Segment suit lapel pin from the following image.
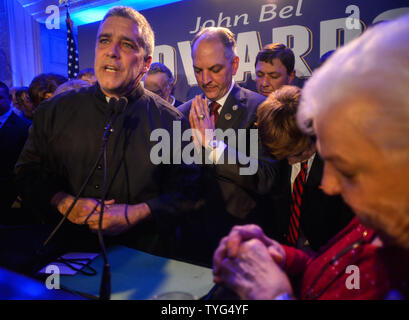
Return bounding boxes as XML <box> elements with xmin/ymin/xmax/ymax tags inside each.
<box><xmin>225</xmin><ymin>113</ymin><xmax>232</xmax><ymax>120</ymax></box>
<box><xmin>232</xmin><ymin>105</ymin><xmax>238</xmax><ymax>111</ymax></box>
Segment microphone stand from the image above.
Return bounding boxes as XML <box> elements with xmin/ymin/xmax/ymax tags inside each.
<box><xmin>97</xmin><ymin>97</ymin><xmax>127</xmax><ymax>300</ymax></box>
<box><xmin>97</xmin><ymin>110</ymin><xmax>118</xmax><ymax>301</ymax></box>
<box><xmin>42</xmin><ymin>98</ymin><xmax>118</xmax><ymax>249</ymax></box>
<box><xmin>40</xmin><ymin>97</ymin><xmax>125</xmax><ymax>301</ymax></box>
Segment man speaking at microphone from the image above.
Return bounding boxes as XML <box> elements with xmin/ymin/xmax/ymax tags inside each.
<box><xmin>15</xmin><ymin>6</ymin><xmax>199</xmax><ymax>257</ymax></box>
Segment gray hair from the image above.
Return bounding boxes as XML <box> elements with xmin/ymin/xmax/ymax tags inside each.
<box><xmin>297</xmin><ymin>14</ymin><xmax>409</xmax><ymax>157</ymax></box>
<box><xmin>54</xmin><ymin>79</ymin><xmax>91</xmax><ymax>96</ymax></box>
<box><xmin>102</xmin><ymin>6</ymin><xmax>155</xmax><ymax>58</ymax></box>
<box><xmin>191</xmin><ymin>27</ymin><xmax>237</xmax><ymax>60</ymax></box>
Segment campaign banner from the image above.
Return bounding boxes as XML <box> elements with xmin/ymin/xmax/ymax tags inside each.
<box><xmin>78</xmin><ymin>0</ymin><xmax>409</xmax><ymax>101</ymax></box>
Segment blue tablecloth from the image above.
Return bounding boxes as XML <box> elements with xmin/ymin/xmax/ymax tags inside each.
<box><xmin>60</xmin><ymin>245</ymin><xmax>214</xmax><ymax>300</ymax></box>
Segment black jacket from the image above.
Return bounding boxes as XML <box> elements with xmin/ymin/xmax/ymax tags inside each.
<box><xmin>0</xmin><ymin>111</ymin><xmax>30</xmax><ymax>214</ymax></box>
<box><xmin>177</xmin><ymin>84</ymin><xmax>278</xmax><ymax>265</ymax></box>
<box><xmin>267</xmin><ymin>155</ymin><xmax>355</xmax><ymax>251</ymax></box>
<box><xmin>15</xmin><ymin>84</ymin><xmax>200</xmax><ymax>256</ymax></box>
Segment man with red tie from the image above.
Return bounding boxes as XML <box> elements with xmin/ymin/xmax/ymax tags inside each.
<box><xmin>256</xmin><ymin>85</ymin><xmax>354</xmax><ymax>251</ymax></box>
<box><xmin>177</xmin><ymin>27</ymin><xmax>275</xmax><ymax>266</ymax></box>
<box><xmin>213</xmin><ymin>16</ymin><xmax>409</xmax><ymax>299</ymax></box>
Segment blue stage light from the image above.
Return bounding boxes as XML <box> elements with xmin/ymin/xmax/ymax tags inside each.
<box><xmin>70</xmin><ymin>0</ymin><xmax>183</xmax><ymax>26</ymax></box>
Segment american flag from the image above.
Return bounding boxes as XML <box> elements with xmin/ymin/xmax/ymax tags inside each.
<box><xmin>66</xmin><ymin>11</ymin><xmax>79</xmax><ymax>80</ymax></box>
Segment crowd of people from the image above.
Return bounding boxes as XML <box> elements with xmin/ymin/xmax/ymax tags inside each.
<box><xmin>0</xmin><ymin>5</ymin><xmax>408</xmax><ymax>300</ymax></box>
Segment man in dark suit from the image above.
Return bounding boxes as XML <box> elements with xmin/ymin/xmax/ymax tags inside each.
<box><xmin>255</xmin><ymin>43</ymin><xmax>295</xmax><ymax>97</ymax></box>
<box><xmin>257</xmin><ymin>85</ymin><xmax>354</xmax><ymax>251</ymax></box>
<box><xmin>0</xmin><ymin>82</ymin><xmax>30</xmax><ymax>222</ymax></box>
<box><xmin>177</xmin><ymin>27</ymin><xmax>276</xmax><ymax>265</ymax></box>
<box><xmin>143</xmin><ymin>62</ymin><xmax>184</xmax><ymax>107</ymax></box>
<box><xmin>269</xmin><ymin>154</ymin><xmax>354</xmax><ymax>251</ymax></box>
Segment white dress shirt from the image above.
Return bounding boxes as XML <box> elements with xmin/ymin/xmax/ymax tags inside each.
<box><xmin>290</xmin><ymin>153</ymin><xmax>316</xmax><ymax>192</ymax></box>
<box><xmin>206</xmin><ymin>80</ymin><xmax>235</xmax><ymax>163</ymax></box>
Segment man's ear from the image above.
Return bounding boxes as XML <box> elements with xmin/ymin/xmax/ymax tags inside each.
<box><xmin>232</xmin><ymin>56</ymin><xmax>240</xmax><ymax>76</ymax></box>
<box><xmin>143</xmin><ymin>56</ymin><xmax>152</xmax><ymax>73</ymax></box>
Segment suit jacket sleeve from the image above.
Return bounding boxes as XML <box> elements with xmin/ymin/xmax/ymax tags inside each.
<box><xmin>180</xmin><ymin>88</ymin><xmax>280</xmax><ymax>196</ymax></box>
<box><xmin>145</xmin><ymin>150</ymin><xmax>201</xmax><ymax>226</ymax></box>
<box><xmin>140</xmin><ymin>105</ymin><xmax>201</xmax><ymax>226</ymax></box>
<box><xmin>212</xmin><ymin>139</ymin><xmax>280</xmax><ymax>195</ymax></box>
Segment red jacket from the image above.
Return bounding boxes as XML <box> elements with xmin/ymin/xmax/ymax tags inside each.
<box><xmin>283</xmin><ymin>217</ymin><xmax>409</xmax><ymax>300</ymax></box>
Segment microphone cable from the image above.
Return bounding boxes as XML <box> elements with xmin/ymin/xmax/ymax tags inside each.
<box><xmin>40</xmin><ymin>96</ymin><xmax>127</xmax><ymax>300</ymax></box>
<box><xmin>41</xmin><ymin>97</ymin><xmax>119</xmax><ymax>249</ymax></box>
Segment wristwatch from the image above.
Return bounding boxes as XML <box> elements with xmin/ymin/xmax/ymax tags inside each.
<box><xmin>208</xmin><ymin>138</ymin><xmax>219</xmax><ymax>149</ymax></box>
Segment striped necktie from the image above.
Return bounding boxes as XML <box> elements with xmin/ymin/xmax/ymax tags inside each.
<box><xmin>209</xmin><ymin>101</ymin><xmax>221</xmax><ymax>125</ymax></box>
<box><xmin>287</xmin><ymin>161</ymin><xmax>308</xmax><ymax>246</ymax></box>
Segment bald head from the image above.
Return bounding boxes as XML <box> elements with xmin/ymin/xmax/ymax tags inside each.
<box><xmin>191</xmin><ymin>27</ymin><xmax>239</xmax><ymax>101</ymax></box>
<box><xmin>191</xmin><ymin>27</ymin><xmax>237</xmax><ymax>61</ymax></box>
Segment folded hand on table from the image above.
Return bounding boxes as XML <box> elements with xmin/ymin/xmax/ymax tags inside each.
<box><xmin>212</xmin><ymin>224</ymin><xmax>293</xmax><ymax>300</ymax></box>
<box><xmin>52</xmin><ymin>192</ymin><xmax>151</xmax><ymax>235</ymax></box>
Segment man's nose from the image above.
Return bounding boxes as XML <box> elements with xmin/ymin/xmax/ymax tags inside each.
<box><xmin>261</xmin><ymin>76</ymin><xmax>269</xmax><ymax>87</ymax></box>
<box><xmin>106</xmin><ymin>42</ymin><xmax>120</xmax><ymax>58</ymax></box>
<box><xmin>202</xmin><ymin>70</ymin><xmax>212</xmax><ymax>85</ymax></box>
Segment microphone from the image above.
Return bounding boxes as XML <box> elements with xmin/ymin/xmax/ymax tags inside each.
<box><xmin>107</xmin><ymin>96</ymin><xmax>127</xmax><ymax>115</ymax></box>
<box><xmin>115</xmin><ymin>96</ymin><xmax>128</xmax><ymax>114</ymax></box>
<box><xmin>106</xmin><ymin>96</ymin><xmax>128</xmax><ymax>118</ymax></box>
<box><xmin>103</xmin><ymin>97</ymin><xmax>127</xmax><ymax>142</ymax></box>
<box><xmin>107</xmin><ymin>97</ymin><xmax>118</xmax><ymax>117</ymax></box>
<box><xmin>41</xmin><ymin>95</ymin><xmax>129</xmax><ymax>300</ymax></box>
<box><xmin>41</xmin><ymin>97</ymin><xmax>121</xmax><ymax>250</ymax></box>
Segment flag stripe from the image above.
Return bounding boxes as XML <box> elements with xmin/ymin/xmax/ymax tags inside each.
<box><xmin>67</xmin><ymin>12</ymin><xmax>79</xmax><ymax>80</ymax></box>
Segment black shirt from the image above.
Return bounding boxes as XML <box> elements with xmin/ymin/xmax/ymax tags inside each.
<box><xmin>15</xmin><ymin>84</ymin><xmax>200</xmax><ymax>255</ymax></box>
